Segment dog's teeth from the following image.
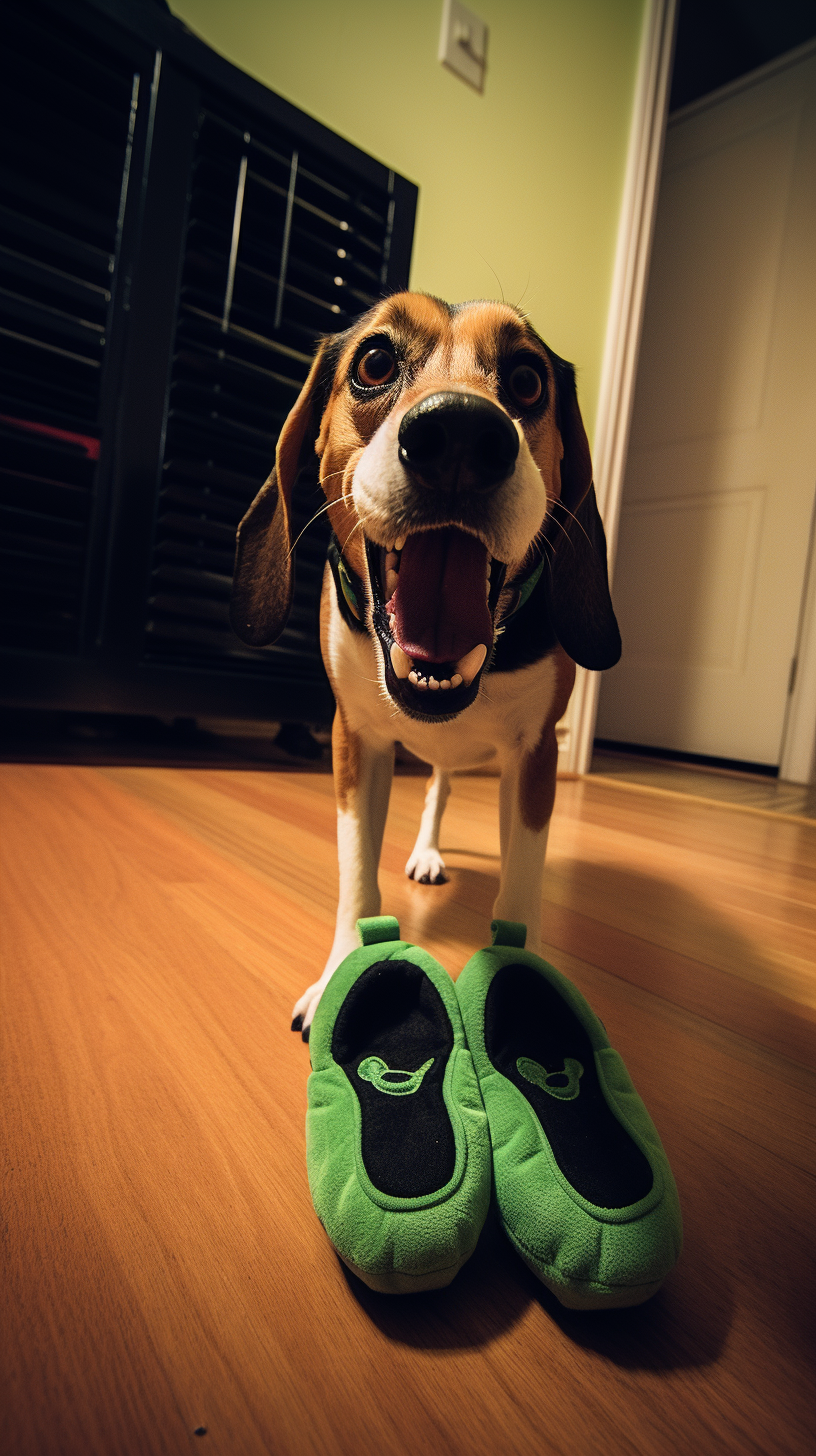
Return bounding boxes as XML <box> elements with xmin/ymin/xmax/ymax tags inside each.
<box><xmin>408</xmin><ymin>670</ymin><xmax>419</xmax><ymax>685</ymax></box>
<box><xmin>417</xmin><ymin>678</ymin><xmax>428</xmax><ymax>691</ymax></box>
<box><xmin>429</xmin><ymin>677</ymin><xmax>439</xmax><ymax>690</ymax></box>
<box><xmin>385</xmin><ymin>551</ymin><xmax>399</xmax><ymax>571</ymax></box>
<box><xmin>394</xmin><ymin>535</ymin><xmax>406</xmax><ymax>552</ymax></box>
<box><xmin>385</xmin><ymin>541</ymin><xmax>395</xmax><ymax>553</ymax></box>
<box><xmin>390</xmin><ymin>643</ymin><xmax>412</xmax><ymax>679</ymax></box>
<box><xmin>385</xmin><ymin>568</ymin><xmax>399</xmax><ymax>597</ymax></box>
<box><xmin>440</xmin><ymin>679</ymin><xmax>451</xmax><ymax>690</ymax></box>
<box><xmin>455</xmin><ymin>643</ymin><xmax>487</xmax><ymax>686</ymax></box>
<box><xmin>389</xmin><ymin>613</ymin><xmax>396</xmax><ymax>631</ymax></box>
<box><xmin>451</xmin><ymin>673</ymin><xmax>463</xmax><ymax>688</ymax></box>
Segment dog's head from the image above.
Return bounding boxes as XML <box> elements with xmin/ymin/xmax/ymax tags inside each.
<box><xmin>231</xmin><ymin>292</ymin><xmax>619</xmax><ymax>720</ymax></box>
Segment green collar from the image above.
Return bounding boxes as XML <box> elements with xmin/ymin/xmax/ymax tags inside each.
<box><xmin>495</xmin><ymin>554</ymin><xmax>545</xmax><ymax>628</ymax></box>
<box><xmin>328</xmin><ymin>536</ymin><xmax>366</xmax><ymax>634</ymax></box>
<box><xmin>337</xmin><ymin>555</ymin><xmax>361</xmax><ymax>619</ymax></box>
<box><xmin>509</xmin><ymin>555</ymin><xmax>545</xmax><ymax>616</ymax></box>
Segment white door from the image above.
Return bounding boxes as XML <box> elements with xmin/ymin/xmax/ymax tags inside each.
<box><xmin>596</xmin><ymin>44</ymin><xmax>816</xmax><ymax>766</ymax></box>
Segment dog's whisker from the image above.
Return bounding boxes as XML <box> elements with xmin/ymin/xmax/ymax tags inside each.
<box><xmin>513</xmin><ymin>272</ymin><xmax>532</xmax><ymax>311</ymax></box>
<box><xmin>530</xmin><ymin>498</ymin><xmax>579</xmax><ymax>554</ymax></box>
<box><xmin>531</xmin><ymin>523</ymin><xmax>556</xmax><ymax>563</ymax></box>
<box><xmin>513</xmin><ymin>287</ymin><xmax>539</xmax><ymax>317</ymax></box>
<box><xmin>546</xmin><ymin>513</ymin><xmax>577</xmax><ymax>552</ymax></box>
<box><xmin>532</xmin><ymin>470</ymin><xmax>593</xmax><ymax>550</ymax></box>
<box><xmin>475</xmin><ymin>250</ymin><xmax>506</xmax><ymax>305</ymax></box>
<box><xmin>286</xmin><ymin>498</ymin><xmax>338</xmax><ymax>559</ymax></box>
<box><xmin>553</xmin><ymin>501</ymin><xmax>594</xmax><ymax>551</ymax></box>
<box><xmin>339</xmin><ymin>519</ymin><xmax>365</xmax><ymax>557</ymax></box>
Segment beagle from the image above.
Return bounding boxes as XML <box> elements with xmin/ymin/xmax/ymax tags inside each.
<box><xmin>231</xmin><ymin>293</ymin><xmax>620</xmax><ymax>1036</ymax></box>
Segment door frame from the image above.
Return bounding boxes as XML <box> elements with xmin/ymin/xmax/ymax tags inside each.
<box><xmin>780</xmin><ymin>490</ymin><xmax>816</xmax><ymax>784</ymax></box>
<box><xmin>566</xmin><ymin>0</ymin><xmax>678</xmax><ymax>774</ymax></box>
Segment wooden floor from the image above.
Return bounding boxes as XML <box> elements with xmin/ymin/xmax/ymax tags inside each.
<box><xmin>591</xmin><ymin>748</ymin><xmax>816</xmax><ymax>820</ymax></box>
<box><xmin>2</xmin><ymin>763</ymin><xmax>815</xmax><ymax>1456</ymax></box>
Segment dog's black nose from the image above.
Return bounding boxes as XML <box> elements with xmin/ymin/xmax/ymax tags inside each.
<box><xmin>398</xmin><ymin>392</ymin><xmax>519</xmax><ymax>493</ymax></box>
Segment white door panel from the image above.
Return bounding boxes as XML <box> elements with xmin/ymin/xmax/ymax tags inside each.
<box><xmin>632</xmin><ymin>112</ymin><xmax>797</xmax><ymax>447</ymax></box>
<box><xmin>597</xmin><ymin>46</ymin><xmax>816</xmax><ymax>764</ymax></box>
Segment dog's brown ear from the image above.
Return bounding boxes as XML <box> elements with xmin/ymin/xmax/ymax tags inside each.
<box><xmin>230</xmin><ymin>341</ymin><xmax>331</xmax><ymax>646</ymax></box>
<box><xmin>541</xmin><ymin>350</ymin><xmax>620</xmax><ymax>669</ymax></box>
<box><xmin>548</xmin><ymin>349</ymin><xmax>593</xmax><ymax>514</ymax></box>
<box><xmin>544</xmin><ymin>485</ymin><xmax>621</xmax><ymax>671</ymax></box>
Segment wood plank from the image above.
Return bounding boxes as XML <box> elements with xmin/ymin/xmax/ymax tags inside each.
<box><xmin>2</xmin><ymin>764</ymin><xmax>815</xmax><ymax>1456</ymax></box>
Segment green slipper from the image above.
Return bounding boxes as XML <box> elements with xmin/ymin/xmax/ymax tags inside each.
<box><xmin>455</xmin><ymin>920</ymin><xmax>682</xmax><ymax>1309</ymax></box>
<box><xmin>306</xmin><ymin>916</ymin><xmax>492</xmax><ymax>1293</ymax></box>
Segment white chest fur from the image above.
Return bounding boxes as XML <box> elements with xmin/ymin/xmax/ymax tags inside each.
<box><xmin>325</xmin><ymin>583</ymin><xmax>562</xmax><ymax>768</ymax></box>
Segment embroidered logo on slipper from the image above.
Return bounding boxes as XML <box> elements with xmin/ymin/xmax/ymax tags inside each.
<box><xmin>517</xmin><ymin>1056</ymin><xmax>584</xmax><ymax>1101</ymax></box>
<box><xmin>357</xmin><ymin>1055</ymin><xmax>434</xmax><ymax>1096</ymax></box>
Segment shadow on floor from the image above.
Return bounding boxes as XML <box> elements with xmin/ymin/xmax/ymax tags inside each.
<box><xmin>413</xmin><ymin>855</ymin><xmax>814</xmax><ymax>1064</ymax></box>
<box><xmin>526</xmin><ymin>1203</ymin><xmax>734</xmax><ymax>1371</ymax></box>
<box><xmin>339</xmin><ymin>1202</ymin><xmax>527</xmax><ymax>1351</ymax></box>
<box><xmin>342</xmin><ymin>1195</ymin><xmax>732</xmax><ymax>1371</ymax></box>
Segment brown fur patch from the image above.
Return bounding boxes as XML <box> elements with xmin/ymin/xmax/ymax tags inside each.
<box><xmin>319</xmin><ymin>564</ymin><xmax>334</xmax><ymax>682</ymax></box>
<box><xmin>331</xmin><ymin>706</ymin><xmax>361</xmax><ymax>810</ymax></box>
<box><xmin>320</xmin><ymin>559</ymin><xmax>361</xmax><ymax>809</ymax></box>
<box><xmin>518</xmin><ymin>649</ymin><xmax>576</xmax><ymax>832</ymax></box>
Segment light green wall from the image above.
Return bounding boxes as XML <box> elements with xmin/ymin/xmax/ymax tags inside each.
<box><xmin>172</xmin><ymin>0</ymin><xmax>646</xmax><ymax>441</ymax></box>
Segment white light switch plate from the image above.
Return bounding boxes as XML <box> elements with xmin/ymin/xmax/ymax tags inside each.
<box><xmin>438</xmin><ymin>0</ymin><xmax>487</xmax><ymax>93</ymax></box>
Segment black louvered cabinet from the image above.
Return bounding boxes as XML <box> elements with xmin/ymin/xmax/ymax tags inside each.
<box><xmin>0</xmin><ymin>0</ymin><xmax>417</xmax><ymax>723</ymax></box>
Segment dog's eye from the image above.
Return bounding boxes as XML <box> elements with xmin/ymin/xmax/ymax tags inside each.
<box><xmin>508</xmin><ymin>363</ymin><xmax>544</xmax><ymax>408</ymax></box>
<box><xmin>356</xmin><ymin>347</ymin><xmax>397</xmax><ymax>388</ymax></box>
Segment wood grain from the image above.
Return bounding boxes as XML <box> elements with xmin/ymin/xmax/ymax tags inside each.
<box><xmin>2</xmin><ymin>764</ymin><xmax>815</xmax><ymax>1456</ymax></box>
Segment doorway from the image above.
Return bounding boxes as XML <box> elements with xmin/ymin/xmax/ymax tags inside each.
<box><xmin>595</xmin><ymin>39</ymin><xmax>816</xmax><ymax>775</ymax></box>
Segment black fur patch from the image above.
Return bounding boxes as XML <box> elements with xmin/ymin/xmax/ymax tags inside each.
<box><xmin>492</xmin><ymin>573</ymin><xmax>560</xmax><ymax>672</ymax></box>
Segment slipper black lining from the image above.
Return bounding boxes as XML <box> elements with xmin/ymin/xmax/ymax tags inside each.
<box><xmin>331</xmin><ymin>959</ymin><xmax>456</xmax><ymax>1198</ymax></box>
<box><xmin>484</xmin><ymin>963</ymin><xmax>653</xmax><ymax>1207</ymax></box>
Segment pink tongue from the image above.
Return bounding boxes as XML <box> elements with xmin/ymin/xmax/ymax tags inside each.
<box><xmin>391</xmin><ymin>528</ymin><xmax>492</xmax><ymax>664</ymax></box>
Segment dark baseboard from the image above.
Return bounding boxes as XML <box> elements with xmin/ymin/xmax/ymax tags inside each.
<box><xmin>592</xmin><ymin>739</ymin><xmax>779</xmax><ymax>779</ymax></box>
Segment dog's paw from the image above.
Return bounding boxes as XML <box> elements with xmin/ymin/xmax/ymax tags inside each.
<box><xmin>405</xmin><ymin>848</ymin><xmax>449</xmax><ymax>885</ymax></box>
<box><xmin>291</xmin><ymin>936</ymin><xmax>358</xmax><ymax>1040</ymax></box>
<box><xmin>291</xmin><ymin>975</ymin><xmax>333</xmax><ymax>1041</ymax></box>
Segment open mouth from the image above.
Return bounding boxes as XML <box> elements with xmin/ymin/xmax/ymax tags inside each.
<box><xmin>366</xmin><ymin>528</ymin><xmax>507</xmax><ymax>720</ymax></box>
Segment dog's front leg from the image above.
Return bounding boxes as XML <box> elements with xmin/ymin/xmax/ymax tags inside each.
<box><xmin>405</xmin><ymin>769</ymin><xmax>451</xmax><ymax>884</ymax></box>
<box><xmin>292</xmin><ymin>713</ymin><xmax>394</xmax><ymax>1036</ymax></box>
<box><xmin>492</xmin><ymin>725</ymin><xmax>560</xmax><ymax>954</ymax></box>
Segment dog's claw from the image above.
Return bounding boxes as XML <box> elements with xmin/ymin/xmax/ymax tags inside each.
<box><xmin>406</xmin><ymin>848</ymin><xmax>449</xmax><ymax>884</ymax></box>
<box><xmin>292</xmin><ymin>962</ymin><xmax>346</xmax><ymax>1039</ymax></box>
